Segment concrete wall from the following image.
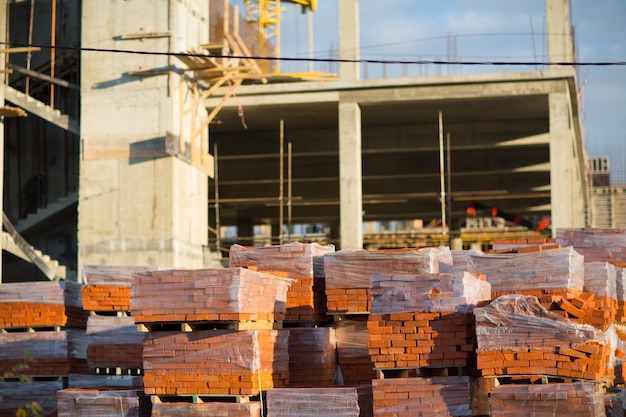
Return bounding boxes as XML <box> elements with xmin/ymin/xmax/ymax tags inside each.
<box><xmin>78</xmin><ymin>0</ymin><xmax>210</xmax><ymax>274</ymax></box>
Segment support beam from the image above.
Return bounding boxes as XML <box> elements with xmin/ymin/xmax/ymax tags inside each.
<box><xmin>546</xmin><ymin>0</ymin><xmax>574</xmax><ymax>63</ymax></box>
<box><xmin>338</xmin><ymin>101</ymin><xmax>363</xmax><ymax>249</ymax></box>
<box><xmin>338</xmin><ymin>0</ymin><xmax>359</xmax><ymax>81</ymax></box>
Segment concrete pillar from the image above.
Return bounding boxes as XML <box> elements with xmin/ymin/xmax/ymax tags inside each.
<box><xmin>339</xmin><ymin>101</ymin><xmax>363</xmax><ymax>250</ymax></box>
<box><xmin>549</xmin><ymin>92</ymin><xmax>584</xmax><ymax>230</ymax></box>
<box><xmin>0</xmin><ymin>0</ymin><xmax>6</xmax><ymax>283</ymax></box>
<box><xmin>338</xmin><ymin>0</ymin><xmax>360</xmax><ymax>81</ymax></box>
<box><xmin>546</xmin><ymin>0</ymin><xmax>574</xmax><ymax>63</ymax></box>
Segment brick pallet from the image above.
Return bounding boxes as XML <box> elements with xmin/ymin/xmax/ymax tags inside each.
<box><xmin>131</xmin><ymin>268</ymin><xmax>292</xmax><ymax>324</ymax></box>
<box><xmin>469</xmin><ymin>246</ymin><xmax>585</xmax><ymax>299</ymax></box>
<box><xmin>86</xmin><ymin>315</ymin><xmax>143</xmax><ymax>370</ymax></box>
<box><xmin>286</xmin><ymin>327</ymin><xmax>337</xmax><ymax>387</ymax></box>
<box><xmin>475</xmin><ymin>295</ymin><xmax>612</xmax><ymax>383</ymax></box>
<box><xmin>335</xmin><ymin>317</ymin><xmax>377</xmax><ymax>385</ymax></box>
<box><xmin>57</xmin><ymin>387</ymin><xmax>148</xmax><ymax>417</ymax></box>
<box><xmin>0</xmin><ymin>381</ymin><xmax>63</xmax><ymax>417</ymax></box>
<box><xmin>266</xmin><ymin>385</ymin><xmax>373</xmax><ymax>417</ymax></box>
<box><xmin>142</xmin><ymin>329</ymin><xmax>290</xmax><ymax>396</ymax></box>
<box><xmin>151</xmin><ymin>402</ymin><xmax>262</xmax><ymax>417</ymax></box>
<box><xmin>556</xmin><ymin>228</ymin><xmax>626</xmax><ymax>264</ymax></box>
<box><xmin>489</xmin><ymin>382</ymin><xmax>605</xmax><ymax>416</ymax></box>
<box><xmin>372</xmin><ymin>376</ymin><xmax>473</xmax><ymax>417</ymax></box>
<box><xmin>229</xmin><ymin>243</ymin><xmax>335</xmax><ymax>322</ymax></box>
<box><xmin>324</xmin><ymin>247</ymin><xmax>453</xmax><ymax>314</ymax></box>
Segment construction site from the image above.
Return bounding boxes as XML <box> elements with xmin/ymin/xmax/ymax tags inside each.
<box><xmin>1</xmin><ymin>0</ymin><xmax>626</xmax><ymax>416</ymax></box>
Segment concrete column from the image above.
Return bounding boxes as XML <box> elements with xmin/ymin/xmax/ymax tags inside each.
<box><xmin>338</xmin><ymin>0</ymin><xmax>359</xmax><ymax>81</ymax></box>
<box><xmin>0</xmin><ymin>0</ymin><xmax>6</xmax><ymax>283</ymax></box>
<box><xmin>546</xmin><ymin>0</ymin><xmax>574</xmax><ymax>63</ymax></box>
<box><xmin>549</xmin><ymin>92</ymin><xmax>585</xmax><ymax>231</ymax></box>
<box><xmin>339</xmin><ymin>101</ymin><xmax>363</xmax><ymax>250</ymax></box>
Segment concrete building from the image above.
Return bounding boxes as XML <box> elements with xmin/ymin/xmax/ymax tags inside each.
<box><xmin>1</xmin><ymin>0</ymin><xmax>589</xmax><ymax>282</ymax></box>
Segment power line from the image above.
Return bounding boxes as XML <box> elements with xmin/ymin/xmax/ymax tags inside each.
<box><xmin>2</xmin><ymin>41</ymin><xmax>626</xmax><ymax>67</ymax></box>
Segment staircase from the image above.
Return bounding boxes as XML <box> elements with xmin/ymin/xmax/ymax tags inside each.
<box><xmin>14</xmin><ymin>191</ymin><xmax>78</xmax><ymax>234</ymax></box>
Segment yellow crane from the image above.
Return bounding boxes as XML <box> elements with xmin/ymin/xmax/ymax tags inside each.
<box><xmin>243</xmin><ymin>0</ymin><xmax>318</xmax><ymax>74</ymax></box>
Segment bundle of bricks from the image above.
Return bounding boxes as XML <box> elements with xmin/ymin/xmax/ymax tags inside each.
<box><xmin>489</xmin><ymin>381</ymin><xmax>605</xmax><ymax>416</ymax></box>
<box><xmin>287</xmin><ymin>327</ymin><xmax>337</xmax><ymax>387</ymax></box>
<box><xmin>450</xmin><ymin>249</ymin><xmax>483</xmax><ymax>272</ymax></box>
<box><xmin>82</xmin><ymin>265</ymin><xmax>158</xmax><ymax>312</ymax></box>
<box><xmin>0</xmin><ymin>329</ymin><xmax>88</xmax><ymax>377</ymax></box>
<box><xmin>86</xmin><ymin>315</ymin><xmax>143</xmax><ymax>370</ymax></box>
<box><xmin>151</xmin><ymin>402</ymin><xmax>261</xmax><ymax>417</ymax></box>
<box><xmin>556</xmin><ymin>228</ymin><xmax>626</xmax><ymax>265</ymax></box>
<box><xmin>469</xmin><ymin>246</ymin><xmax>585</xmax><ymax>300</ymax></box>
<box><xmin>142</xmin><ymin>329</ymin><xmax>290</xmax><ymax>396</ymax></box>
<box><xmin>475</xmin><ymin>295</ymin><xmax>612</xmax><ymax>384</ymax></box>
<box><xmin>266</xmin><ymin>385</ymin><xmax>373</xmax><ymax>417</ymax></box>
<box><xmin>0</xmin><ymin>381</ymin><xmax>63</xmax><ymax>417</ymax></box>
<box><xmin>229</xmin><ymin>242</ymin><xmax>335</xmax><ymax>322</ymax></box>
<box><xmin>0</xmin><ymin>281</ymin><xmax>86</xmax><ymax>329</ymax></box>
<box><xmin>334</xmin><ymin>317</ymin><xmax>377</xmax><ymax>385</ymax></box>
<box><xmin>367</xmin><ymin>271</ymin><xmax>491</xmax><ymax>371</ymax></box>
<box><xmin>490</xmin><ymin>238</ymin><xmax>562</xmax><ymax>254</ymax></box>
<box><xmin>56</xmin><ymin>387</ymin><xmax>147</xmax><ymax>417</ymax></box>
<box><xmin>324</xmin><ymin>247</ymin><xmax>453</xmax><ymax>314</ymax></box>
<box><xmin>131</xmin><ymin>267</ymin><xmax>291</xmax><ymax>324</ymax></box>
<box><xmin>371</xmin><ymin>376</ymin><xmax>473</xmax><ymax>417</ymax></box>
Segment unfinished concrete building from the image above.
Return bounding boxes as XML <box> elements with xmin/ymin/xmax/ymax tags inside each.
<box><xmin>1</xmin><ymin>0</ymin><xmax>588</xmax><ymax>283</ymax></box>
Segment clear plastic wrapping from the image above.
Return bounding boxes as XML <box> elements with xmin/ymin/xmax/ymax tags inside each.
<box><xmin>288</xmin><ymin>328</ymin><xmax>337</xmax><ymax>387</ymax></box>
<box><xmin>57</xmin><ymin>388</ymin><xmax>140</xmax><ymax>417</ymax></box>
<box><xmin>369</xmin><ymin>271</ymin><xmax>491</xmax><ymax>314</ymax></box>
<box><xmin>0</xmin><ymin>381</ymin><xmax>63</xmax><ymax>417</ymax></box>
<box><xmin>86</xmin><ymin>315</ymin><xmax>143</xmax><ymax>345</ymax></box>
<box><xmin>266</xmin><ymin>385</ymin><xmax>373</xmax><ymax>417</ymax></box>
<box><xmin>130</xmin><ymin>267</ymin><xmax>292</xmax><ymax>318</ymax></box>
<box><xmin>324</xmin><ymin>246</ymin><xmax>453</xmax><ymax>289</ymax></box>
<box><xmin>0</xmin><ymin>280</ymin><xmax>65</xmax><ymax>304</ymax></box>
<box><xmin>334</xmin><ymin>318</ymin><xmax>370</xmax><ymax>359</ymax></box>
<box><xmin>604</xmin><ymin>388</ymin><xmax>626</xmax><ymax>417</ymax></box>
<box><xmin>451</xmin><ymin>249</ymin><xmax>482</xmax><ymax>272</ymax></box>
<box><xmin>474</xmin><ymin>295</ymin><xmax>607</xmax><ymax>352</ymax></box>
<box><xmin>83</xmin><ymin>264</ymin><xmax>167</xmax><ymax>286</ymax></box>
<box><xmin>468</xmin><ymin>247</ymin><xmax>584</xmax><ymax>294</ymax></box>
<box><xmin>584</xmin><ymin>262</ymin><xmax>617</xmax><ymax>300</ymax></box>
<box><xmin>229</xmin><ymin>242</ymin><xmax>335</xmax><ymax>277</ymax></box>
<box><xmin>151</xmin><ymin>402</ymin><xmax>261</xmax><ymax>417</ymax></box>
<box><xmin>556</xmin><ymin>227</ymin><xmax>626</xmax><ymax>263</ymax></box>
<box><xmin>489</xmin><ymin>382</ymin><xmax>605</xmax><ymax>417</ymax></box>
<box><xmin>617</xmin><ymin>268</ymin><xmax>626</xmax><ymax>302</ymax></box>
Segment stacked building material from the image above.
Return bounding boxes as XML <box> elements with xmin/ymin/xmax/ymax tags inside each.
<box><xmin>489</xmin><ymin>382</ymin><xmax>605</xmax><ymax>416</ymax></box>
<box><xmin>371</xmin><ymin>376</ymin><xmax>472</xmax><ymax>417</ymax></box>
<box><xmin>287</xmin><ymin>327</ymin><xmax>338</xmax><ymax>387</ymax></box>
<box><xmin>57</xmin><ymin>387</ymin><xmax>147</xmax><ymax>417</ymax></box>
<box><xmin>612</xmin><ymin>327</ymin><xmax>626</xmax><ymax>385</ymax></box>
<box><xmin>0</xmin><ymin>281</ymin><xmax>85</xmax><ymax>329</ymax></box>
<box><xmin>142</xmin><ymin>329</ymin><xmax>289</xmax><ymax>396</ymax></box>
<box><xmin>0</xmin><ymin>381</ymin><xmax>62</xmax><ymax>417</ymax></box>
<box><xmin>86</xmin><ymin>315</ymin><xmax>143</xmax><ymax>370</ymax></box>
<box><xmin>475</xmin><ymin>295</ymin><xmax>612</xmax><ymax>382</ymax></box>
<box><xmin>131</xmin><ymin>267</ymin><xmax>291</xmax><ymax>324</ymax></box>
<box><xmin>82</xmin><ymin>265</ymin><xmax>158</xmax><ymax>311</ymax></box>
<box><xmin>615</xmin><ymin>267</ymin><xmax>626</xmax><ymax>323</ymax></box>
<box><xmin>229</xmin><ymin>243</ymin><xmax>335</xmax><ymax>322</ymax></box>
<box><xmin>324</xmin><ymin>247</ymin><xmax>453</xmax><ymax>314</ymax></box>
<box><xmin>469</xmin><ymin>246</ymin><xmax>585</xmax><ymax>299</ymax></box>
<box><xmin>368</xmin><ymin>272</ymin><xmax>491</xmax><ymax>371</ymax></box>
<box><xmin>490</xmin><ymin>238</ymin><xmax>561</xmax><ymax>253</ymax></box>
<box><xmin>556</xmin><ymin>228</ymin><xmax>626</xmax><ymax>264</ymax></box>
<box><xmin>451</xmin><ymin>249</ymin><xmax>482</xmax><ymax>272</ymax></box>
<box><xmin>266</xmin><ymin>385</ymin><xmax>373</xmax><ymax>417</ymax></box>
<box><xmin>335</xmin><ymin>317</ymin><xmax>377</xmax><ymax>385</ymax></box>
<box><xmin>151</xmin><ymin>402</ymin><xmax>261</xmax><ymax>417</ymax></box>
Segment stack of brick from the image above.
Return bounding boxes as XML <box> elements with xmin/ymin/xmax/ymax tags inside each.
<box><xmin>371</xmin><ymin>376</ymin><xmax>473</xmax><ymax>417</ymax></box>
<box><xmin>56</xmin><ymin>387</ymin><xmax>148</xmax><ymax>417</ymax></box>
<box><xmin>86</xmin><ymin>315</ymin><xmax>143</xmax><ymax>370</ymax></box>
<box><xmin>334</xmin><ymin>317</ymin><xmax>377</xmax><ymax>385</ymax></box>
<box><xmin>367</xmin><ymin>272</ymin><xmax>491</xmax><ymax>370</ymax></box>
<box><xmin>266</xmin><ymin>385</ymin><xmax>373</xmax><ymax>417</ymax></box>
<box><xmin>489</xmin><ymin>382</ymin><xmax>605</xmax><ymax>416</ymax></box>
<box><xmin>0</xmin><ymin>281</ymin><xmax>86</xmax><ymax>329</ymax></box>
<box><xmin>82</xmin><ymin>265</ymin><xmax>153</xmax><ymax>373</ymax></box>
<box><xmin>324</xmin><ymin>247</ymin><xmax>453</xmax><ymax>314</ymax></box>
<box><xmin>131</xmin><ymin>267</ymin><xmax>292</xmax><ymax>412</ymax></box>
<box><xmin>556</xmin><ymin>228</ymin><xmax>626</xmax><ymax>265</ymax></box>
<box><xmin>151</xmin><ymin>402</ymin><xmax>262</xmax><ymax>417</ymax></box>
<box><xmin>468</xmin><ymin>247</ymin><xmax>585</xmax><ymax>299</ymax></box>
<box><xmin>475</xmin><ymin>295</ymin><xmax>612</xmax><ymax>382</ymax></box>
<box><xmin>229</xmin><ymin>242</ymin><xmax>335</xmax><ymax>322</ymax></box>
<box><xmin>287</xmin><ymin>327</ymin><xmax>337</xmax><ymax>387</ymax></box>
<box><xmin>451</xmin><ymin>249</ymin><xmax>482</xmax><ymax>273</ymax></box>
<box><xmin>0</xmin><ymin>381</ymin><xmax>63</xmax><ymax>417</ymax></box>
<box><xmin>490</xmin><ymin>238</ymin><xmax>561</xmax><ymax>254</ymax></box>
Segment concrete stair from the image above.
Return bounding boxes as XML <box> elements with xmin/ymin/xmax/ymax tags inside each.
<box><xmin>4</xmin><ymin>86</ymin><xmax>79</xmax><ymax>134</ymax></box>
<box><xmin>15</xmin><ymin>191</ymin><xmax>78</xmax><ymax>234</ymax></box>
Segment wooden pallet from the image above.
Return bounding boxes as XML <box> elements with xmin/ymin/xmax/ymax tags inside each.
<box><xmin>137</xmin><ymin>320</ymin><xmax>282</xmax><ymax>332</ymax></box>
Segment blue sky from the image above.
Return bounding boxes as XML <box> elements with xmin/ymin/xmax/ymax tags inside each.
<box><xmin>234</xmin><ymin>0</ymin><xmax>626</xmax><ymax>183</ymax></box>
